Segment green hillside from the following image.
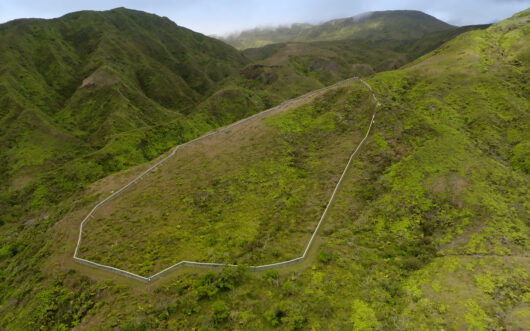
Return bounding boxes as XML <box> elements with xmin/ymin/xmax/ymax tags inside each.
<box><xmin>2</xmin><ymin>8</ymin><xmax>464</xmax><ymax>228</ymax></box>
<box><xmin>77</xmin><ymin>81</ymin><xmax>373</xmax><ymax>275</ymax></box>
<box><xmin>242</xmin><ymin>40</ymin><xmax>408</xmax><ymax>77</ymax></box>
<box><xmin>238</xmin><ymin>24</ymin><xmax>490</xmax><ymax>87</ymax></box>
<box><xmin>223</xmin><ymin>10</ymin><xmax>453</xmax><ymax>49</ymax></box>
<box><xmin>0</xmin><ymin>7</ymin><xmax>255</xmax><ymax>221</ymax></box>
<box><xmin>405</xmin><ymin>24</ymin><xmax>491</xmax><ymax>61</ymax></box>
<box><xmin>0</xmin><ymin>6</ymin><xmax>529</xmax><ymax>331</ymax></box>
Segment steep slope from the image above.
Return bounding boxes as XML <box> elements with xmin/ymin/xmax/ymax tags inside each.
<box><xmin>0</xmin><ymin>7</ymin><xmax>250</xmax><ymax>221</ymax></box>
<box><xmin>320</xmin><ymin>9</ymin><xmax>529</xmax><ymax>329</ymax></box>
<box><xmin>405</xmin><ymin>23</ymin><xmax>491</xmax><ymax>61</ymax></box>
<box><xmin>223</xmin><ymin>10</ymin><xmax>453</xmax><ymax>49</ymax></box>
<box><xmin>238</xmin><ymin>24</ymin><xmax>490</xmax><ymax>87</ymax></box>
<box><xmin>0</xmin><ymin>7</ymin><xmax>528</xmax><ymax>331</ymax></box>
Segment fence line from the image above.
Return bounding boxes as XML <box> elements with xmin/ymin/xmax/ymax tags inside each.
<box><xmin>73</xmin><ymin>77</ymin><xmax>379</xmax><ymax>283</ymax></box>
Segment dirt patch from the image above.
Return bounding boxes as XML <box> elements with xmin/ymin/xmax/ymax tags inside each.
<box><xmin>80</xmin><ymin>67</ymin><xmax>117</xmax><ymax>88</ymax></box>
<box><xmin>504</xmin><ymin>303</ymin><xmax>530</xmax><ymax>330</ymax></box>
<box><xmin>428</xmin><ymin>172</ymin><xmax>467</xmax><ymax>196</ymax></box>
<box><xmin>448</xmin><ymin>173</ymin><xmax>467</xmax><ymax>195</ymax></box>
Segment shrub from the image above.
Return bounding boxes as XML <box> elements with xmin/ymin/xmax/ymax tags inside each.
<box><xmin>194</xmin><ymin>266</ymin><xmax>249</xmax><ymax>299</ymax></box>
<box><xmin>264</xmin><ymin>269</ymin><xmax>280</xmax><ymax>287</ymax></box>
<box><xmin>282</xmin><ymin>309</ymin><xmax>306</xmax><ymax>330</ymax></box>
<box><xmin>264</xmin><ymin>309</ymin><xmax>280</xmax><ymax>326</ymax></box>
<box><xmin>317</xmin><ymin>250</ymin><xmax>332</xmax><ymax>264</ymax></box>
<box><xmin>211</xmin><ymin>300</ymin><xmax>229</xmax><ymax>325</ymax></box>
<box><xmin>350</xmin><ymin>299</ymin><xmax>380</xmax><ymax>330</ymax></box>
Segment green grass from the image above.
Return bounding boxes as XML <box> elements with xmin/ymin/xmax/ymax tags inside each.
<box><xmin>78</xmin><ymin>85</ymin><xmax>373</xmax><ymax>275</ymax></box>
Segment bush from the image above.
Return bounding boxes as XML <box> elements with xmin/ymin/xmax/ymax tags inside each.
<box><xmin>282</xmin><ymin>309</ymin><xmax>306</xmax><ymax>330</ymax></box>
<box><xmin>264</xmin><ymin>309</ymin><xmax>280</xmax><ymax>326</ymax></box>
<box><xmin>194</xmin><ymin>266</ymin><xmax>249</xmax><ymax>299</ymax></box>
<box><xmin>264</xmin><ymin>270</ymin><xmax>280</xmax><ymax>287</ymax></box>
<box><xmin>350</xmin><ymin>299</ymin><xmax>380</xmax><ymax>330</ymax></box>
<box><xmin>281</xmin><ymin>281</ymin><xmax>295</xmax><ymax>296</ymax></box>
<box><xmin>211</xmin><ymin>300</ymin><xmax>229</xmax><ymax>325</ymax></box>
<box><xmin>123</xmin><ymin>322</ymin><xmax>148</xmax><ymax>331</ymax></box>
<box><xmin>317</xmin><ymin>250</ymin><xmax>332</xmax><ymax>264</ymax></box>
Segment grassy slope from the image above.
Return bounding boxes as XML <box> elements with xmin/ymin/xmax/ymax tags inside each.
<box><xmin>316</xmin><ymin>9</ymin><xmax>530</xmax><ymax>329</ymax></box>
<box><xmin>0</xmin><ymin>8</ymin><xmax>528</xmax><ymax>331</ymax></box>
<box><xmin>77</xmin><ymin>83</ymin><xmax>372</xmax><ymax>275</ymax></box>
<box><xmin>223</xmin><ymin>10</ymin><xmax>452</xmax><ymax>49</ymax></box>
<box><xmin>405</xmin><ymin>24</ymin><xmax>491</xmax><ymax>61</ymax></box>
<box><xmin>242</xmin><ymin>41</ymin><xmax>407</xmax><ymax>80</ymax></box>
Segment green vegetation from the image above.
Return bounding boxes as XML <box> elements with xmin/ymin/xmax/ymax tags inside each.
<box><xmin>238</xmin><ymin>24</ymin><xmax>490</xmax><ymax>87</ymax></box>
<box><xmin>405</xmin><ymin>24</ymin><xmax>491</xmax><ymax>61</ymax></box>
<box><xmin>78</xmin><ymin>84</ymin><xmax>373</xmax><ymax>274</ymax></box>
<box><xmin>222</xmin><ymin>10</ymin><xmax>453</xmax><ymax>49</ymax></box>
<box><xmin>0</xmin><ymin>7</ymin><xmax>249</xmax><ymax>223</ymax></box>
<box><xmin>3</xmin><ymin>8</ymin><xmax>459</xmax><ymax>230</ymax></box>
<box><xmin>0</xmin><ymin>6</ymin><xmax>528</xmax><ymax>330</ymax></box>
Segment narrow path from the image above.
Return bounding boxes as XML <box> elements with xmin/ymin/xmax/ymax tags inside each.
<box><xmin>73</xmin><ymin>77</ymin><xmax>380</xmax><ymax>283</ymax></box>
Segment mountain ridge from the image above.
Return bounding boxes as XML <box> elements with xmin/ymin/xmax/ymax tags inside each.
<box><xmin>221</xmin><ymin>10</ymin><xmax>454</xmax><ymax>49</ymax></box>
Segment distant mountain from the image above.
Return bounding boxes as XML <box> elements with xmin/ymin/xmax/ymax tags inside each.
<box><xmin>222</xmin><ymin>10</ymin><xmax>454</xmax><ymax>49</ymax></box>
<box><xmin>239</xmin><ymin>24</ymin><xmax>490</xmax><ymax>85</ymax></box>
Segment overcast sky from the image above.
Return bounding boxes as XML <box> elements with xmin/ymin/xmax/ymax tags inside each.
<box><xmin>0</xmin><ymin>0</ymin><xmax>528</xmax><ymax>35</ymax></box>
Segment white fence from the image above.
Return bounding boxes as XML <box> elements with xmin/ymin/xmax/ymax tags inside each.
<box><xmin>73</xmin><ymin>77</ymin><xmax>379</xmax><ymax>283</ymax></box>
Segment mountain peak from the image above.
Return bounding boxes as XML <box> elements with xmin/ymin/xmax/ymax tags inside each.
<box><xmin>222</xmin><ymin>9</ymin><xmax>454</xmax><ymax>49</ymax></box>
